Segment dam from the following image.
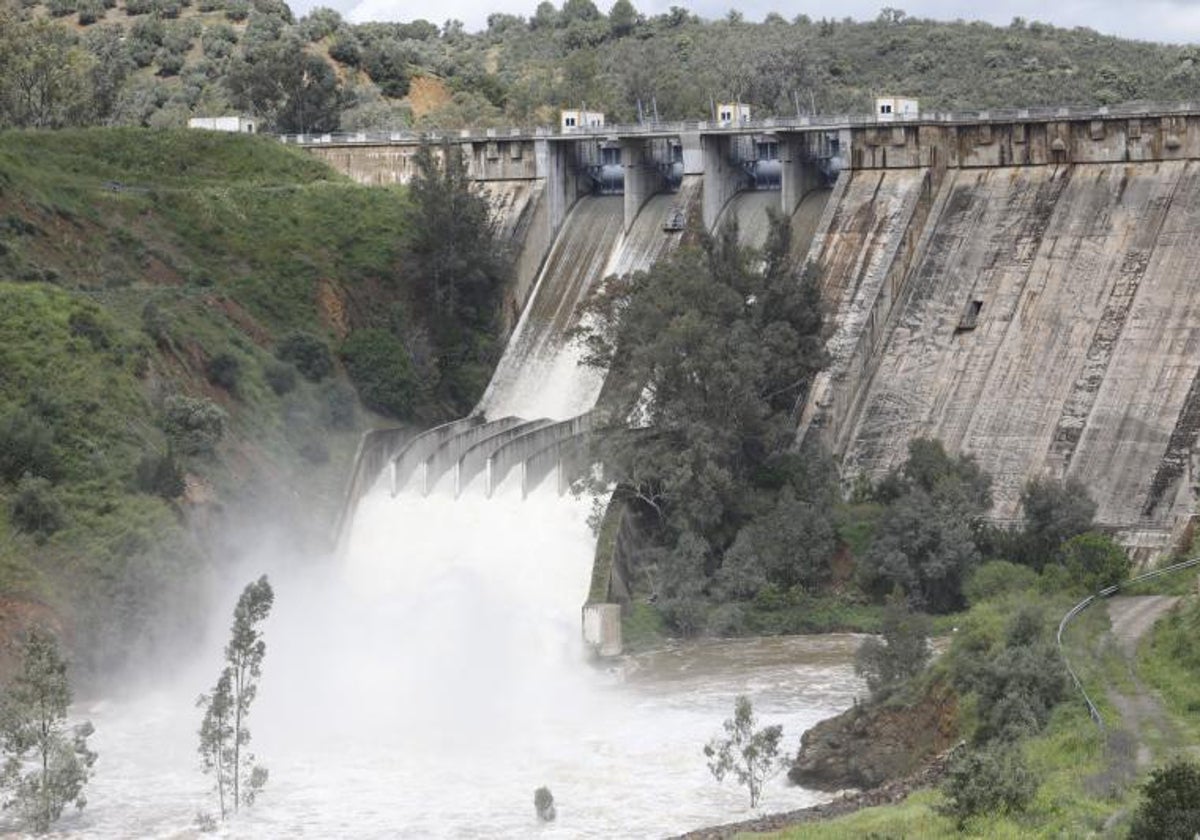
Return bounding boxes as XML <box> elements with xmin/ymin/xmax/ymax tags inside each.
<box><xmin>309</xmin><ymin>102</ymin><xmax>1200</xmax><ymax>554</ymax></box>
<box><xmin>67</xmin><ymin>103</ymin><xmax>1200</xmax><ymax>837</ymax></box>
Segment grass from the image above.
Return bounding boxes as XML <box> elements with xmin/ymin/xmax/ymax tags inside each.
<box><xmin>621</xmin><ymin>601</ymin><xmax>667</xmax><ymax>653</ymax></box>
<box><xmin>1139</xmin><ymin>594</ymin><xmax>1200</xmax><ymax>752</ymax></box>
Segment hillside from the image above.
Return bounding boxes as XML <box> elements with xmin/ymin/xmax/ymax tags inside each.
<box><xmin>0</xmin><ymin>128</ymin><xmax>434</xmax><ymax>680</ymax></box>
<box><xmin>3</xmin><ymin>0</ymin><xmax>1200</xmax><ymax>133</ymax></box>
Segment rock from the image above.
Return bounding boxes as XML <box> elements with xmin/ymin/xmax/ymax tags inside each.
<box><xmin>788</xmin><ymin>680</ymin><xmax>958</xmax><ymax>791</ymax></box>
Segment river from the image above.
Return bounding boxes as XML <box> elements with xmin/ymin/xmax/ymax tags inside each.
<box><xmin>52</xmin><ymin>483</ymin><xmax>862</xmax><ymax>839</ymax></box>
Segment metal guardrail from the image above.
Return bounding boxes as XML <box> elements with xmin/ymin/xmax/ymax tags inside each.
<box><xmin>278</xmin><ymin>101</ymin><xmax>1200</xmax><ymax>147</ymax></box>
<box><xmin>1057</xmin><ymin>554</ymin><xmax>1200</xmax><ymax>730</ymax></box>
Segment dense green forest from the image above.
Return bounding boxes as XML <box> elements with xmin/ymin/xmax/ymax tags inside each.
<box><xmin>0</xmin><ymin>129</ymin><xmax>503</xmax><ymax>679</ymax></box>
<box><xmin>3</xmin><ymin>0</ymin><xmax>1200</xmax><ymax>133</ymax></box>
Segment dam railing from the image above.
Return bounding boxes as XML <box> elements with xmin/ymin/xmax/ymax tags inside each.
<box><xmin>1056</xmin><ymin>554</ymin><xmax>1200</xmax><ymax>730</ymax></box>
<box><xmin>279</xmin><ymin>101</ymin><xmax>1200</xmax><ymax>147</ymax></box>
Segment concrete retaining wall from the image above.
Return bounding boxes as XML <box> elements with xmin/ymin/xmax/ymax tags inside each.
<box><xmin>333</xmin><ymin>426</ymin><xmax>415</xmax><ymax>553</ymax></box>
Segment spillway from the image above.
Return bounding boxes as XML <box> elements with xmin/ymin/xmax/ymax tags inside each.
<box><xmin>713</xmin><ymin>187</ymin><xmax>833</xmax><ymax>256</ymax></box>
<box><xmin>479</xmin><ymin>176</ymin><xmax>703</xmax><ymax>421</ymax></box>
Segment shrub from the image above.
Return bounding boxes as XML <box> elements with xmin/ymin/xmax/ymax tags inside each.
<box><xmin>68</xmin><ymin>309</ymin><xmax>110</xmax><ymax>350</ymax></box>
<box><xmin>224</xmin><ymin>0</ymin><xmax>249</xmax><ymax>21</ymax></box>
<box><xmin>964</xmin><ymin>560</ymin><xmax>1039</xmax><ymax>605</ymax></box>
<box><xmin>134</xmin><ymin>451</ymin><xmax>185</xmax><ymax>499</ymax></box>
<box><xmin>77</xmin><ymin>0</ymin><xmax>105</xmax><ymax>24</ymax></box>
<box><xmin>46</xmin><ymin>0</ymin><xmax>77</xmax><ymax>16</ymax></box>
<box><xmin>533</xmin><ymin>786</ymin><xmax>555</xmax><ymax>822</ymax></box>
<box><xmin>9</xmin><ymin>475</ymin><xmax>64</xmax><ymax>541</ymax></box>
<box><xmin>0</xmin><ymin>410</ymin><xmax>58</xmax><ymax>484</ymax></box>
<box><xmin>263</xmin><ymin>361</ymin><xmax>296</xmax><ymax>395</ymax></box>
<box><xmin>339</xmin><ymin>329</ymin><xmax>416</xmax><ymax>419</ymax></box>
<box><xmin>141</xmin><ymin>301</ymin><xmax>170</xmax><ymax>345</ymax></box>
<box><xmin>321</xmin><ymin>381</ymin><xmax>356</xmax><ymax>430</ymax></box>
<box><xmin>1061</xmin><ymin>532</ymin><xmax>1130</xmax><ymax>593</ymax></box>
<box><xmin>854</xmin><ymin>594</ymin><xmax>931</xmax><ymax>697</ymax></box>
<box><xmin>1130</xmin><ymin>759</ymin><xmax>1200</xmax><ymax>839</ymax></box>
<box><xmin>276</xmin><ymin>332</ymin><xmax>332</xmax><ymax>382</ymax></box>
<box><xmin>955</xmin><ymin>605</ymin><xmax>1067</xmax><ymax>743</ymax></box>
<box><xmin>297</xmin><ymin>439</ymin><xmax>329</xmax><ymax>464</ymax></box>
<box><xmin>205</xmin><ymin>352</ymin><xmax>240</xmax><ymax>393</ymax></box>
<box><xmin>162</xmin><ymin>395</ymin><xmax>225</xmax><ymax>456</ymax></box>
<box><xmin>939</xmin><ymin>745</ymin><xmax>1038</xmax><ymax>827</ymax></box>
<box><xmin>155</xmin><ymin>48</ymin><xmax>185</xmax><ymax>76</ymax></box>
<box><xmin>328</xmin><ymin>34</ymin><xmax>362</xmax><ymax>67</ymax></box>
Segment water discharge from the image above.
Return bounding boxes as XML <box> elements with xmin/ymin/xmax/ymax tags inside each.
<box><xmin>63</xmin><ymin>187</ymin><xmax>858</xmax><ymax>838</ymax></box>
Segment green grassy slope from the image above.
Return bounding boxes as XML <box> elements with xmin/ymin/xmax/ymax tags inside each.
<box><xmin>0</xmin><ymin>128</ymin><xmax>413</xmax><ymax>678</ymax></box>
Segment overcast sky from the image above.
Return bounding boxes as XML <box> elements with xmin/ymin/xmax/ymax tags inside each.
<box><xmin>294</xmin><ymin>0</ymin><xmax>1200</xmax><ymax>45</ymax></box>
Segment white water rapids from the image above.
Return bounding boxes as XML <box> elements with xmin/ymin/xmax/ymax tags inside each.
<box><xmin>43</xmin><ymin>190</ymin><xmax>862</xmax><ymax>838</ymax></box>
<box><xmin>63</xmin><ymin>479</ymin><xmax>863</xmax><ymax>839</ymax></box>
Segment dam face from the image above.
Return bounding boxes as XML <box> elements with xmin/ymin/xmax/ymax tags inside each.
<box><xmin>803</xmin><ymin>111</ymin><xmax>1200</xmax><ymax>546</ymax></box>
<box><xmin>309</xmin><ymin>106</ymin><xmax>1200</xmax><ymax>548</ymax></box>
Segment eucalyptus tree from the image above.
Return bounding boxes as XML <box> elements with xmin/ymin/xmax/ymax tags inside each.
<box><xmin>198</xmin><ymin>575</ymin><xmax>274</xmax><ymax>819</ymax></box>
<box><xmin>0</xmin><ymin>629</ymin><xmax>96</xmax><ymax>834</ymax></box>
<box><xmin>704</xmin><ymin>695</ymin><xmax>784</xmax><ymax>809</ymax></box>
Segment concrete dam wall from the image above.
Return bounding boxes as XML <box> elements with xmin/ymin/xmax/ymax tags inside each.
<box><xmin>323</xmin><ymin>107</ymin><xmax>1200</xmax><ymax>548</ymax></box>
<box><xmin>804</xmin><ymin>115</ymin><xmax>1200</xmax><ymax>537</ymax></box>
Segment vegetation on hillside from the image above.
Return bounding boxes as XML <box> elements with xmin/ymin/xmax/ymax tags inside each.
<box><xmin>0</xmin><ymin>128</ymin><xmax>497</xmax><ymax>679</ymax></box>
<box><xmin>3</xmin><ymin>0</ymin><xmax>1200</xmax><ymax>133</ymax></box>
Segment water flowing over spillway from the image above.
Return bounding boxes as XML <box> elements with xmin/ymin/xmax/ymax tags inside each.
<box><xmin>67</xmin><ymin>184</ymin><xmax>862</xmax><ymax>838</ymax></box>
<box><xmin>479</xmin><ymin>177</ymin><xmax>703</xmax><ymax>421</ymax></box>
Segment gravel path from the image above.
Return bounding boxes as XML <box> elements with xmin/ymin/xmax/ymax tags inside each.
<box><xmin>1108</xmin><ymin>596</ymin><xmax>1179</xmax><ymax>660</ymax></box>
<box><xmin>1103</xmin><ymin>596</ymin><xmax>1179</xmax><ymax>775</ymax></box>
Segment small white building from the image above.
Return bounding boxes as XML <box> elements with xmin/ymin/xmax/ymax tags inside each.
<box><xmin>561</xmin><ymin>110</ymin><xmax>605</xmax><ymax>133</ymax></box>
<box><xmin>187</xmin><ymin>116</ymin><xmax>258</xmax><ymax>134</ymax></box>
<box><xmin>716</xmin><ymin>102</ymin><xmax>751</xmax><ymax>126</ymax></box>
<box><xmin>875</xmin><ymin>96</ymin><xmax>919</xmax><ymax>122</ymax></box>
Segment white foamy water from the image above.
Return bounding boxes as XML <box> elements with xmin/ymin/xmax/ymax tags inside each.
<box><xmin>55</xmin><ymin>480</ymin><xmax>862</xmax><ymax>839</ymax></box>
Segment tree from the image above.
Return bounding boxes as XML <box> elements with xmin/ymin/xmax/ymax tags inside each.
<box><xmin>163</xmin><ymin>395</ymin><xmax>226</xmax><ymax>457</ymax></box>
<box><xmin>939</xmin><ymin>744</ymin><xmax>1037</xmax><ymax>828</ymax></box>
<box><xmin>0</xmin><ymin>13</ymin><xmax>95</xmax><ymax>129</ymax></box>
<box><xmin>580</xmin><ymin>215</ymin><xmax>827</xmax><ymax>543</ymax></box>
<box><xmin>405</xmin><ymin>143</ymin><xmax>509</xmax><ymax>411</ymax></box>
<box><xmin>225</xmin><ymin>37</ymin><xmax>343</xmax><ymax>133</ymax></box>
<box><xmin>716</xmin><ymin>486</ymin><xmax>835</xmax><ymax>598</ymax></box>
<box><xmin>608</xmin><ymin>0</ymin><xmax>639</xmax><ymax>37</ymax></box>
<box><xmin>275</xmin><ymin>332</ymin><xmax>333</xmax><ymax>382</ymax></box>
<box><xmin>1130</xmin><ymin>759</ymin><xmax>1200</xmax><ymax>839</ymax></box>
<box><xmin>0</xmin><ymin>630</ymin><xmax>96</xmax><ymax>834</ymax></box>
<box><xmin>197</xmin><ymin>575</ymin><xmax>274</xmax><ymax>820</ymax></box>
<box><xmin>1014</xmin><ymin>477</ymin><xmax>1096</xmax><ymax>569</ymax></box>
<box><xmin>704</xmin><ymin>695</ymin><xmax>784</xmax><ymax>809</ymax></box>
<box><xmin>858</xmin><ymin>439</ymin><xmax>991</xmax><ymax>613</ymax></box>
<box><xmin>854</xmin><ymin>593</ymin><xmax>931</xmax><ymax>697</ymax></box>
<box><xmin>339</xmin><ymin>329</ymin><xmax>419</xmax><ymax>419</ymax></box>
